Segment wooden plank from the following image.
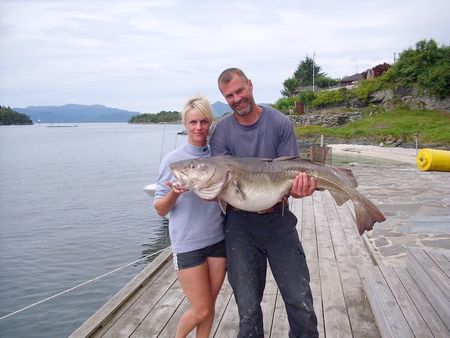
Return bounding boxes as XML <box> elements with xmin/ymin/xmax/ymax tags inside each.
<box><xmin>334</xmin><ymin>199</ymin><xmax>375</xmax><ymax>267</ymax></box>
<box><xmin>380</xmin><ymin>266</ymin><xmax>433</xmax><ymax>337</ymax></box>
<box><xmin>213</xmin><ymin>294</ymin><xmax>240</xmax><ymax>338</ymax></box>
<box><xmin>270</xmin><ymin>290</ymin><xmax>289</xmax><ymax>337</ymax></box>
<box><xmin>308</xmin><ymin>276</ymin><xmax>324</xmax><ymax>338</ymax></box>
<box><xmin>161</xmin><ymin>288</ymin><xmax>236</xmax><ymax>338</ymax></box>
<box><xmin>210</xmin><ymin>281</ymin><xmax>234</xmax><ymax>337</ymax></box>
<box><xmin>395</xmin><ymin>267</ymin><xmax>450</xmax><ymax>337</ymax></box>
<box><xmin>209</xmin><ymin>279</ymin><xmax>234</xmax><ymax>338</ymax></box>
<box><xmin>361</xmin><ymin>266</ymin><xmax>414</xmax><ymax>338</ymax></box>
<box><xmin>407</xmin><ymin>247</ymin><xmax>450</xmax><ymax>326</ymax></box>
<box><xmin>260</xmin><ymin>266</ymin><xmax>278</xmax><ymax>336</ymax></box>
<box><xmin>158</xmin><ymin>297</ymin><xmax>189</xmax><ymax>337</ymax></box>
<box><xmin>299</xmin><ymin>196</ymin><xmax>319</xmax><ymax>263</ymax></box>
<box><xmin>295</xmin><ymin>196</ymin><xmax>324</xmax><ymax>338</ymax></box>
<box><xmin>130</xmin><ymin>280</ymin><xmax>185</xmax><ymax>337</ymax></box>
<box><xmin>313</xmin><ymin>192</ymin><xmax>353</xmax><ymax>337</ymax></box>
<box><xmin>322</xmin><ymin>192</ymin><xmax>379</xmax><ymax>338</ymax></box>
<box><xmin>408</xmin><ymin>247</ymin><xmax>450</xmax><ymax>299</ymax></box>
<box><xmin>69</xmin><ymin>248</ymin><xmax>173</xmax><ymax>338</ymax></box>
<box><xmin>101</xmin><ymin>264</ymin><xmax>178</xmax><ymax>337</ymax></box>
<box><xmin>428</xmin><ymin>249</ymin><xmax>450</xmax><ymax>279</ymax></box>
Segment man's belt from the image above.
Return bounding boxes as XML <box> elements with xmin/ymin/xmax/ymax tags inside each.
<box><xmin>226</xmin><ymin>200</ymin><xmax>287</xmax><ymax>214</ymax></box>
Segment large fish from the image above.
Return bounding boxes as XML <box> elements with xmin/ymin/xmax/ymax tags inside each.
<box><xmin>169</xmin><ymin>156</ymin><xmax>385</xmax><ymax>235</ymax></box>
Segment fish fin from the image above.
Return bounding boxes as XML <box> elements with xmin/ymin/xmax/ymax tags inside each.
<box><xmin>328</xmin><ymin>189</ymin><xmax>351</xmax><ymax>206</ymax></box>
<box><xmin>194</xmin><ymin>172</ymin><xmax>232</xmax><ymax>200</ymax></box>
<box><xmin>273</xmin><ymin>156</ymin><xmax>300</xmax><ymax>161</ymax></box>
<box><xmin>352</xmin><ymin>192</ymin><xmax>386</xmax><ymax>235</ymax></box>
<box><xmin>335</xmin><ymin>167</ymin><xmax>358</xmax><ymax>188</ymax></box>
<box><xmin>218</xmin><ymin>198</ymin><xmax>227</xmax><ymax>214</ymax></box>
<box><xmin>231</xmin><ymin>179</ymin><xmax>247</xmax><ymax>200</ymax></box>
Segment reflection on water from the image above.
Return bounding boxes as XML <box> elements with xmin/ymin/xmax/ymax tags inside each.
<box><xmin>141</xmin><ymin>223</ymin><xmax>171</xmax><ymax>264</ymax></box>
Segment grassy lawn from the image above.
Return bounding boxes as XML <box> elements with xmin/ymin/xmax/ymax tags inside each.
<box><xmin>294</xmin><ymin>108</ymin><xmax>450</xmax><ymax>146</ymax></box>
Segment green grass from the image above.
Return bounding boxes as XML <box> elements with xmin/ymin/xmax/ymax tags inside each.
<box><xmin>294</xmin><ymin>108</ymin><xmax>450</xmax><ymax>145</ymax></box>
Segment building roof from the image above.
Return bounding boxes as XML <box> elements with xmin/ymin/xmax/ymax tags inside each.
<box><xmin>341</xmin><ymin>73</ymin><xmax>364</xmax><ymax>83</ymax></box>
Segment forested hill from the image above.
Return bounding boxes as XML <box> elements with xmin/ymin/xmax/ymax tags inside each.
<box><xmin>13</xmin><ymin>104</ymin><xmax>139</xmax><ymax>123</ymax></box>
<box><xmin>0</xmin><ymin>106</ymin><xmax>33</xmax><ymax>125</ymax></box>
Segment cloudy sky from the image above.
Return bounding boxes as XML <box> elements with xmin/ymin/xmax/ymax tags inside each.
<box><xmin>1</xmin><ymin>0</ymin><xmax>449</xmax><ymax>113</ymax></box>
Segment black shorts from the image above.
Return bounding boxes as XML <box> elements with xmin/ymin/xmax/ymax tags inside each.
<box><xmin>173</xmin><ymin>239</ymin><xmax>226</xmax><ymax>270</ymax></box>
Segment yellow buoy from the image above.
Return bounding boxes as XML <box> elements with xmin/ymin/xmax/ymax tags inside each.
<box><xmin>416</xmin><ymin>148</ymin><xmax>450</xmax><ymax>171</ymax></box>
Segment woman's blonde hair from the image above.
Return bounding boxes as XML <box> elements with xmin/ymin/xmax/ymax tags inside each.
<box><xmin>181</xmin><ymin>96</ymin><xmax>214</xmax><ymax>124</ymax></box>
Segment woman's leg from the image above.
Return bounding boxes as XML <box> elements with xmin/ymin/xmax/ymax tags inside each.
<box><xmin>195</xmin><ymin>257</ymin><xmax>226</xmax><ymax>337</ymax></box>
<box><xmin>176</xmin><ymin>262</ymin><xmax>212</xmax><ymax>338</ymax></box>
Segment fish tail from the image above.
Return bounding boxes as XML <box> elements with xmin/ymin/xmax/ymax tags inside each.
<box><xmin>352</xmin><ymin>192</ymin><xmax>386</xmax><ymax>235</ymax></box>
<box><xmin>335</xmin><ymin>167</ymin><xmax>358</xmax><ymax>188</ymax></box>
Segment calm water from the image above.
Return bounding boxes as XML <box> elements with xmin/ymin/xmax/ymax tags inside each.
<box><xmin>0</xmin><ymin>123</ymin><xmax>185</xmax><ymax>338</ymax></box>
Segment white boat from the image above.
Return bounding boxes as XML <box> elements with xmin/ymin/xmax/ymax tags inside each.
<box><xmin>144</xmin><ymin>183</ymin><xmax>156</xmax><ymax>196</ymax></box>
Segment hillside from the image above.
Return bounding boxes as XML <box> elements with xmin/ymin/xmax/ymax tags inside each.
<box><xmin>0</xmin><ymin>106</ymin><xmax>33</xmax><ymax>125</ymax></box>
<box><xmin>13</xmin><ymin>104</ymin><xmax>139</xmax><ymax>123</ymax></box>
<box><xmin>212</xmin><ymin>101</ymin><xmax>232</xmax><ymax>117</ymax></box>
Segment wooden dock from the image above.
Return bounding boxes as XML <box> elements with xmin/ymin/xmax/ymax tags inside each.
<box><xmin>70</xmin><ymin>191</ymin><xmax>449</xmax><ymax>337</ymax></box>
<box><xmin>361</xmin><ymin>247</ymin><xmax>450</xmax><ymax>337</ymax></box>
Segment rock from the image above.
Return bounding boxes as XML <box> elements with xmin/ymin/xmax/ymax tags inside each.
<box><xmin>289</xmin><ymin>111</ymin><xmax>363</xmax><ymax>128</ymax></box>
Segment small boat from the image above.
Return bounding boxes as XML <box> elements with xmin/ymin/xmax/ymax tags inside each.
<box><xmin>144</xmin><ymin>183</ymin><xmax>156</xmax><ymax>196</ymax></box>
<box><xmin>47</xmin><ymin>124</ymin><xmax>78</xmax><ymax>128</ymax></box>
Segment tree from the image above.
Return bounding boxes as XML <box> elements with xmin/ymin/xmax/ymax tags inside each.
<box><xmin>281</xmin><ymin>55</ymin><xmax>338</xmax><ymax>97</ymax></box>
<box><xmin>280</xmin><ymin>77</ymin><xmax>299</xmax><ymax>97</ymax></box>
<box><xmin>129</xmin><ymin>110</ymin><xmax>181</xmax><ymax>123</ymax></box>
<box><xmin>293</xmin><ymin>56</ymin><xmax>324</xmax><ymax>87</ymax></box>
<box><xmin>0</xmin><ymin>106</ymin><xmax>33</xmax><ymax>125</ymax></box>
<box><xmin>389</xmin><ymin>39</ymin><xmax>450</xmax><ymax>98</ymax></box>
<box><xmin>315</xmin><ymin>76</ymin><xmax>339</xmax><ymax>89</ymax></box>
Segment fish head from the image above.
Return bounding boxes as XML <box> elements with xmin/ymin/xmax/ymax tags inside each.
<box><xmin>169</xmin><ymin>158</ymin><xmax>230</xmax><ymax>199</ymax></box>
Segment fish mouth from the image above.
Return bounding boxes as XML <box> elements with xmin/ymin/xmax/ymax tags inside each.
<box><xmin>170</xmin><ymin>168</ymin><xmax>188</xmax><ymax>188</ymax></box>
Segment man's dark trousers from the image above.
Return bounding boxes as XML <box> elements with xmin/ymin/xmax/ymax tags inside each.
<box><xmin>224</xmin><ymin>208</ymin><xmax>318</xmax><ymax>338</ymax></box>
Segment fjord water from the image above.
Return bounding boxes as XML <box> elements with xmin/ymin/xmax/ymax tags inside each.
<box><xmin>0</xmin><ymin>123</ymin><xmax>184</xmax><ymax>338</ymax></box>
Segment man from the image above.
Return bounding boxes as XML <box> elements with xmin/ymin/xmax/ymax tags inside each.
<box><xmin>210</xmin><ymin>68</ymin><xmax>318</xmax><ymax>338</ymax></box>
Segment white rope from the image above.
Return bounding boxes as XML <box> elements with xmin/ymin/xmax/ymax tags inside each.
<box><xmin>0</xmin><ymin>246</ymin><xmax>169</xmax><ymax>321</ymax></box>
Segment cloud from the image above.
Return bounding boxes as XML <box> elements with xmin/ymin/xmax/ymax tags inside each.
<box><xmin>1</xmin><ymin>0</ymin><xmax>449</xmax><ymax>113</ymax></box>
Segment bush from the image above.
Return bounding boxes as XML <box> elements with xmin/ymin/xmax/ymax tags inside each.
<box><xmin>353</xmin><ymin>77</ymin><xmax>385</xmax><ymax>101</ymax></box>
<box><xmin>273</xmin><ymin>96</ymin><xmax>298</xmax><ymax>113</ymax></box>
<box><xmin>389</xmin><ymin>39</ymin><xmax>450</xmax><ymax>98</ymax></box>
<box><xmin>298</xmin><ymin>91</ymin><xmax>317</xmax><ymax>105</ymax></box>
<box><xmin>310</xmin><ymin>90</ymin><xmax>346</xmax><ymax>108</ymax></box>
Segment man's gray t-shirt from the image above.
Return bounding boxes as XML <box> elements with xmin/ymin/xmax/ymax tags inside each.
<box><xmin>210</xmin><ymin>105</ymin><xmax>299</xmax><ymax>158</ymax></box>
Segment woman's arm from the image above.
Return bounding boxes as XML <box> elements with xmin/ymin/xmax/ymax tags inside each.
<box><xmin>153</xmin><ymin>182</ymin><xmax>187</xmax><ymax>217</ymax></box>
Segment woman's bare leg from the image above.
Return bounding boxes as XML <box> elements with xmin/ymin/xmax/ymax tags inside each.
<box><xmin>175</xmin><ymin>257</ymin><xmax>226</xmax><ymax>338</ymax></box>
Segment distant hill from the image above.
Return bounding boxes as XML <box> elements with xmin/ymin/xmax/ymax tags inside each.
<box><xmin>211</xmin><ymin>101</ymin><xmax>232</xmax><ymax>117</ymax></box>
<box><xmin>13</xmin><ymin>104</ymin><xmax>139</xmax><ymax>123</ymax></box>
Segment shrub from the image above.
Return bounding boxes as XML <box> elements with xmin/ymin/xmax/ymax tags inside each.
<box><xmin>353</xmin><ymin>77</ymin><xmax>385</xmax><ymax>101</ymax></box>
<box><xmin>310</xmin><ymin>90</ymin><xmax>346</xmax><ymax>108</ymax></box>
<box><xmin>273</xmin><ymin>96</ymin><xmax>298</xmax><ymax>113</ymax></box>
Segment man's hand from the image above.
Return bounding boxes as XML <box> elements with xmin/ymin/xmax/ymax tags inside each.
<box><xmin>290</xmin><ymin>172</ymin><xmax>317</xmax><ymax>198</ymax></box>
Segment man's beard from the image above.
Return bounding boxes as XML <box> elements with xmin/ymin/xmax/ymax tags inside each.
<box><xmin>232</xmin><ymin>99</ymin><xmax>252</xmax><ymax>116</ymax></box>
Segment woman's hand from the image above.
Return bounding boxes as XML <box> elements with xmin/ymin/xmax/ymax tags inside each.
<box><xmin>165</xmin><ymin>181</ymin><xmax>189</xmax><ymax>195</ymax></box>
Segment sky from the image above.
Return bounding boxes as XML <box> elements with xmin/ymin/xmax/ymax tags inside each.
<box><xmin>1</xmin><ymin>0</ymin><xmax>449</xmax><ymax>114</ymax></box>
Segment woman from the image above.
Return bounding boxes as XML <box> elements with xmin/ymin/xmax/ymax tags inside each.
<box><xmin>154</xmin><ymin>96</ymin><xmax>226</xmax><ymax>338</ymax></box>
